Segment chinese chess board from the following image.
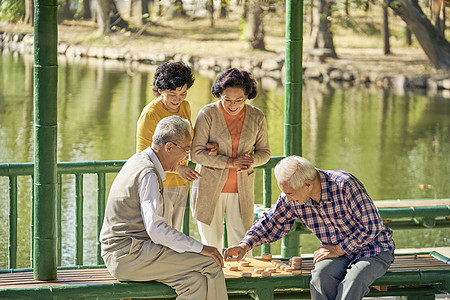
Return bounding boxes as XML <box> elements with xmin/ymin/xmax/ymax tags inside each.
<box><xmin>223</xmin><ymin>257</ymin><xmax>312</xmax><ymax>278</ymax></box>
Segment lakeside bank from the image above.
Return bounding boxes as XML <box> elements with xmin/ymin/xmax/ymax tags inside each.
<box><xmin>1</xmin><ymin>30</ymin><xmax>450</xmax><ymax>98</ymax></box>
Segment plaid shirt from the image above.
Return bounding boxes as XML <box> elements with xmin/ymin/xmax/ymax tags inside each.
<box><xmin>242</xmin><ymin>169</ymin><xmax>395</xmax><ymax>264</ymax></box>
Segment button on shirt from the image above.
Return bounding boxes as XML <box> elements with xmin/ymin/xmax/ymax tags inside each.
<box><xmin>242</xmin><ymin>169</ymin><xmax>395</xmax><ymax>264</ymax></box>
<box><xmin>139</xmin><ymin>147</ymin><xmax>203</xmax><ymax>253</ymax></box>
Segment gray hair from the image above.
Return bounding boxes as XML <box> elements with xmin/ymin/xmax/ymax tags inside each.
<box><xmin>152</xmin><ymin>116</ymin><xmax>191</xmax><ymax>148</ymax></box>
<box><xmin>274</xmin><ymin>156</ymin><xmax>317</xmax><ymax>190</ymax></box>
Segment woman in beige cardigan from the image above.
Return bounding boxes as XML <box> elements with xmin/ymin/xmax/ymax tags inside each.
<box><xmin>190</xmin><ymin>68</ymin><xmax>271</xmax><ymax>253</ymax></box>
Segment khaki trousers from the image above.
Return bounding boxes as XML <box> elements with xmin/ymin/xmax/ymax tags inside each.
<box><xmin>102</xmin><ymin>238</ymin><xmax>228</xmax><ymax>300</ymax></box>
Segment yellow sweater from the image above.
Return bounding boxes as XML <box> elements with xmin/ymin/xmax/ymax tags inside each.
<box><xmin>136</xmin><ymin>99</ymin><xmax>192</xmax><ymax>187</ymax></box>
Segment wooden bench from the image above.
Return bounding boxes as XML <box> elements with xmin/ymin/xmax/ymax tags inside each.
<box><xmin>1</xmin><ymin>253</ymin><xmax>449</xmax><ymax>299</ymax></box>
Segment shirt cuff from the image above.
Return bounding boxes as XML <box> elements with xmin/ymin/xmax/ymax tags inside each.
<box><xmin>340</xmin><ymin>239</ymin><xmax>359</xmax><ymax>255</ymax></box>
<box><xmin>190</xmin><ymin>240</ymin><xmax>204</xmax><ymax>253</ymax></box>
<box><xmin>241</xmin><ymin>236</ymin><xmax>258</xmax><ymax>250</ymax></box>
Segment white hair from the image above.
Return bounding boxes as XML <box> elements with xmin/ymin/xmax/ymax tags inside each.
<box><xmin>274</xmin><ymin>156</ymin><xmax>317</xmax><ymax>189</ymax></box>
<box><xmin>152</xmin><ymin>116</ymin><xmax>191</xmax><ymax>148</ymax></box>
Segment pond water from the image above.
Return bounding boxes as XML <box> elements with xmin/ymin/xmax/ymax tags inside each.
<box><xmin>0</xmin><ymin>52</ymin><xmax>449</xmax><ymax>268</ymax></box>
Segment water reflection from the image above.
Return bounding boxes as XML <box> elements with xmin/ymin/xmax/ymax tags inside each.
<box><xmin>0</xmin><ymin>53</ymin><xmax>449</xmax><ymax>268</ymax></box>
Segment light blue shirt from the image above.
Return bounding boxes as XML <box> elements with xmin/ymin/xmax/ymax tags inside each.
<box><xmin>138</xmin><ymin>147</ymin><xmax>203</xmax><ymax>254</ymax></box>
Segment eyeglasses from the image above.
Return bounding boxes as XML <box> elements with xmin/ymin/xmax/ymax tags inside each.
<box><xmin>170</xmin><ymin>141</ymin><xmax>191</xmax><ymax>154</ymax></box>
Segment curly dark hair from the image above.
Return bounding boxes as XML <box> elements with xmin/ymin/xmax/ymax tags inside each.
<box><xmin>211</xmin><ymin>68</ymin><xmax>258</xmax><ymax>100</ymax></box>
<box><xmin>153</xmin><ymin>61</ymin><xmax>195</xmax><ymax>96</ymax></box>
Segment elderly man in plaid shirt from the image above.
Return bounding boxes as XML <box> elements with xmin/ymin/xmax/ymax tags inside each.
<box><xmin>224</xmin><ymin>155</ymin><xmax>395</xmax><ymax>300</ymax></box>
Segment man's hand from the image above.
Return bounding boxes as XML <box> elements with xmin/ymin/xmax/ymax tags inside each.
<box><xmin>313</xmin><ymin>244</ymin><xmax>346</xmax><ymax>264</ymax></box>
<box><xmin>223</xmin><ymin>243</ymin><xmax>249</xmax><ymax>261</ymax></box>
<box><xmin>206</xmin><ymin>142</ymin><xmax>219</xmax><ymax>156</ymax></box>
<box><xmin>176</xmin><ymin>165</ymin><xmax>201</xmax><ymax>182</ymax></box>
<box><xmin>200</xmin><ymin>245</ymin><xmax>224</xmax><ymax>267</ymax></box>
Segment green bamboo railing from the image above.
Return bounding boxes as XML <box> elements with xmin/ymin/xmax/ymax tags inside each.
<box><xmin>1</xmin><ymin>160</ymin><xmax>450</xmax><ymax>300</ymax></box>
<box><xmin>1</xmin><ymin>159</ymin><xmax>450</xmax><ymax>271</ymax></box>
<box><xmin>0</xmin><ymin>157</ymin><xmax>284</xmax><ymax>269</ymax></box>
<box><xmin>1</xmin><ymin>160</ymin><xmax>124</xmax><ymax>269</ymax></box>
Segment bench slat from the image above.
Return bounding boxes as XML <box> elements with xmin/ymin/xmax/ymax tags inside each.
<box><xmin>1</xmin><ymin>254</ymin><xmax>448</xmax><ymax>289</ymax></box>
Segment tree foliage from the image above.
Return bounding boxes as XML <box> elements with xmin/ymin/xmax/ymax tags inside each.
<box><xmin>0</xmin><ymin>0</ymin><xmax>25</xmax><ymax>22</ymax></box>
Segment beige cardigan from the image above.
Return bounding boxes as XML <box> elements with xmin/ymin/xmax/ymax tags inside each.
<box><xmin>190</xmin><ymin>101</ymin><xmax>271</xmax><ymax>229</ymax></box>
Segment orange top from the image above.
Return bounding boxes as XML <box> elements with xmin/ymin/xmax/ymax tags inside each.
<box><xmin>220</xmin><ymin>103</ymin><xmax>246</xmax><ymax>193</ymax></box>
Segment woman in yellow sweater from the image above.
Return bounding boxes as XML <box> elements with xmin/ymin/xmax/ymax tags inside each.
<box><xmin>136</xmin><ymin>61</ymin><xmax>201</xmax><ymax>231</ymax></box>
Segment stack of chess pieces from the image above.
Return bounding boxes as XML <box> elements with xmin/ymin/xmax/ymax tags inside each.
<box><xmin>225</xmin><ymin>253</ymin><xmax>303</xmax><ymax>278</ymax></box>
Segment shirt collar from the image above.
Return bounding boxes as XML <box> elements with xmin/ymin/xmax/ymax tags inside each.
<box><xmin>318</xmin><ymin>169</ymin><xmax>330</xmax><ymax>203</ymax></box>
<box><xmin>144</xmin><ymin>147</ymin><xmax>166</xmax><ymax>182</ymax></box>
<box><xmin>304</xmin><ymin>169</ymin><xmax>328</xmax><ymax>206</ymax></box>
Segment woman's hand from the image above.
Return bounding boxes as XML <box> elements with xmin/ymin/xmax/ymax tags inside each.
<box><xmin>226</xmin><ymin>151</ymin><xmax>254</xmax><ymax>172</ymax></box>
<box><xmin>206</xmin><ymin>142</ymin><xmax>219</xmax><ymax>156</ymax></box>
<box><xmin>176</xmin><ymin>165</ymin><xmax>201</xmax><ymax>182</ymax></box>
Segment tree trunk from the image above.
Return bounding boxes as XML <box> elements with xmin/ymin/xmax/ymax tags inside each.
<box><xmin>242</xmin><ymin>0</ymin><xmax>248</xmax><ymax>19</ymax></box>
<box><xmin>431</xmin><ymin>0</ymin><xmax>445</xmax><ymax>36</ymax></box>
<box><xmin>168</xmin><ymin>0</ymin><xmax>187</xmax><ymax>18</ymax></box>
<box><xmin>382</xmin><ymin>0</ymin><xmax>391</xmax><ymax>54</ymax></box>
<box><xmin>83</xmin><ymin>0</ymin><xmax>92</xmax><ymax>19</ymax></box>
<box><xmin>96</xmin><ymin>0</ymin><xmax>128</xmax><ymax>34</ymax></box>
<box><xmin>364</xmin><ymin>0</ymin><xmax>371</xmax><ymax>12</ymax></box>
<box><xmin>387</xmin><ymin>0</ymin><xmax>450</xmax><ymax>69</ymax></box>
<box><xmin>92</xmin><ymin>1</ymin><xmax>98</xmax><ymax>22</ymax></box>
<box><xmin>96</xmin><ymin>0</ymin><xmax>111</xmax><ymax>33</ymax></box>
<box><xmin>307</xmin><ymin>0</ymin><xmax>313</xmax><ymax>36</ymax></box>
<box><xmin>129</xmin><ymin>0</ymin><xmax>134</xmax><ymax>18</ymax></box>
<box><xmin>111</xmin><ymin>0</ymin><xmax>128</xmax><ymax>28</ymax></box>
<box><xmin>141</xmin><ymin>0</ymin><xmax>150</xmax><ymax>23</ymax></box>
<box><xmin>24</xmin><ymin>0</ymin><xmax>34</xmax><ymax>25</ymax></box>
<box><xmin>247</xmin><ymin>0</ymin><xmax>265</xmax><ymax>50</ymax></box>
<box><xmin>405</xmin><ymin>24</ymin><xmax>412</xmax><ymax>46</ymax></box>
<box><xmin>156</xmin><ymin>0</ymin><xmax>162</xmax><ymax>17</ymax></box>
<box><xmin>220</xmin><ymin>0</ymin><xmax>227</xmax><ymax>18</ymax></box>
<box><xmin>311</xmin><ymin>0</ymin><xmax>337</xmax><ymax>57</ymax></box>
<box><xmin>207</xmin><ymin>0</ymin><xmax>214</xmax><ymax>28</ymax></box>
<box><xmin>64</xmin><ymin>0</ymin><xmax>72</xmax><ymax>19</ymax></box>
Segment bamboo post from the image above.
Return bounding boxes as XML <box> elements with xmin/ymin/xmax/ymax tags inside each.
<box><xmin>33</xmin><ymin>0</ymin><xmax>58</xmax><ymax>280</ymax></box>
<box><xmin>282</xmin><ymin>0</ymin><xmax>303</xmax><ymax>258</ymax></box>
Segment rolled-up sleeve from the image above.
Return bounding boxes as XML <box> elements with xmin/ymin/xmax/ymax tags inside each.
<box><xmin>242</xmin><ymin>194</ymin><xmax>297</xmax><ymax>249</ymax></box>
